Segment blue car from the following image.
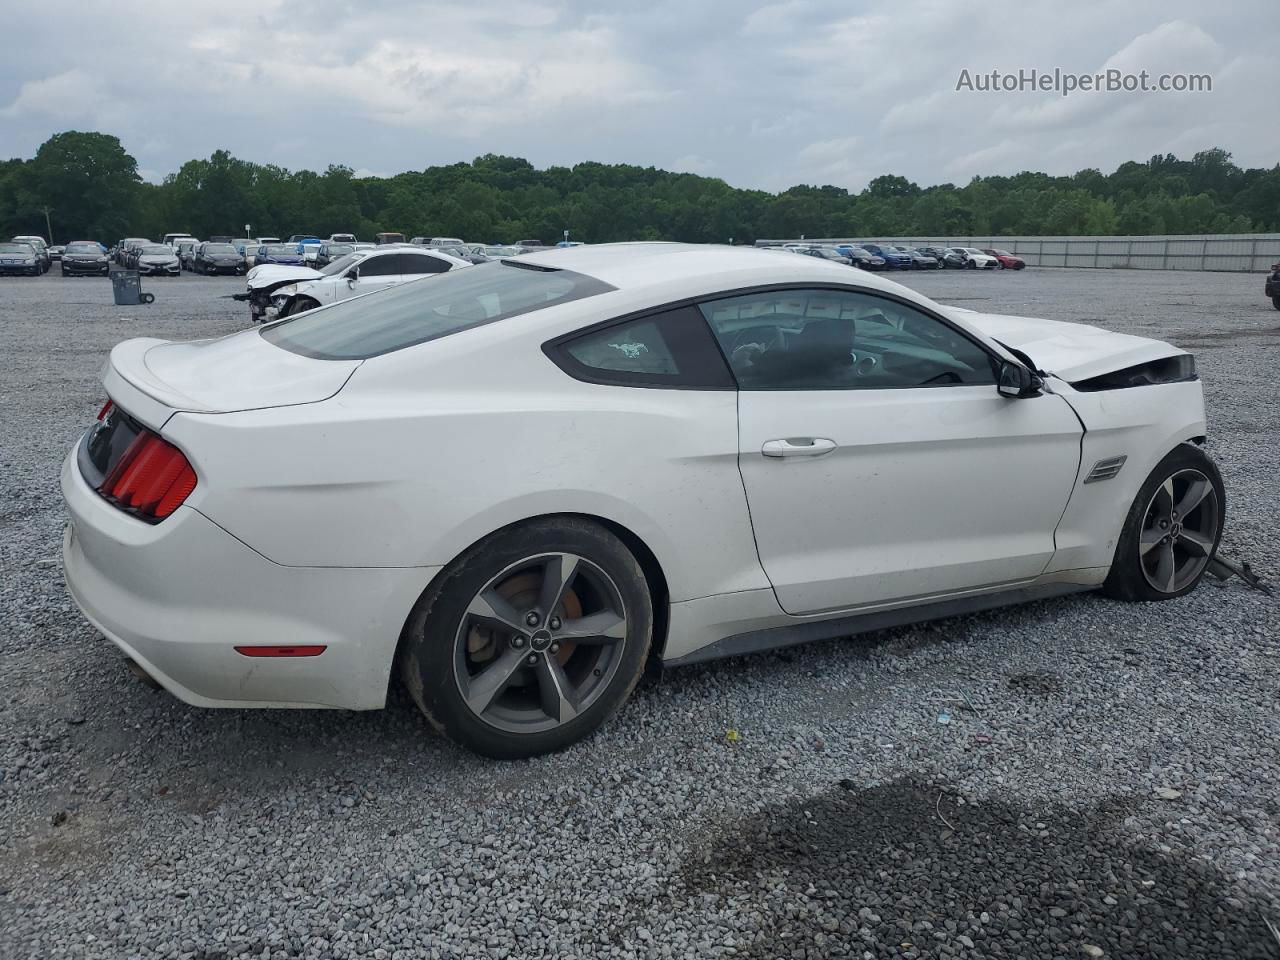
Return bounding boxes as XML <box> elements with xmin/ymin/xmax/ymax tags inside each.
<box><xmin>254</xmin><ymin>243</ymin><xmax>308</xmax><ymax>267</ymax></box>
<box><xmin>859</xmin><ymin>243</ymin><xmax>913</xmax><ymax>269</ymax></box>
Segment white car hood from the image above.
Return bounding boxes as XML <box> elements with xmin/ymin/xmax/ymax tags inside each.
<box><xmin>107</xmin><ymin>332</ymin><xmax>359</xmax><ymax>415</ymax></box>
<box><xmin>948</xmin><ymin>307</ymin><xmax>1186</xmax><ymax>382</ymax></box>
<box><xmin>247</xmin><ymin>265</ymin><xmax>323</xmax><ymax>289</ymax></box>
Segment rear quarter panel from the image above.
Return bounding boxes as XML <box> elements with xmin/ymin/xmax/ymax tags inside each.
<box><xmin>163</xmin><ymin>305</ymin><xmax>767</xmax><ymax>604</ymax></box>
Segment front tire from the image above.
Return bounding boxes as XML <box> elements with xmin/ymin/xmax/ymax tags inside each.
<box><xmin>399</xmin><ymin>518</ymin><xmax>653</xmax><ymax>759</ymax></box>
<box><xmin>1272</xmin><ymin>296</ymin><xmax>1280</xmax><ymax>311</ymax></box>
<box><xmin>1103</xmin><ymin>444</ymin><xmax>1224</xmax><ymax>602</ymax></box>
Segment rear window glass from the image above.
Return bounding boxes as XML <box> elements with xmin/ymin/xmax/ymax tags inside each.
<box><xmin>261</xmin><ymin>260</ymin><xmax>616</xmax><ymax>360</ymax></box>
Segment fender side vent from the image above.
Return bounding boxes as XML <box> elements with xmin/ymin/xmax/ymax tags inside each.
<box><xmin>1084</xmin><ymin>455</ymin><xmax>1127</xmax><ymax>483</ymax></box>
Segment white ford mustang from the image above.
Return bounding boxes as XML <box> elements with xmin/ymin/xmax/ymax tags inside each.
<box><xmin>62</xmin><ymin>243</ymin><xmax>1223</xmax><ymax>758</ymax></box>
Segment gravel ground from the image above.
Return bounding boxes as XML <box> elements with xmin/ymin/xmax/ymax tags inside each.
<box><xmin>1</xmin><ymin>266</ymin><xmax>1277</xmax><ymax>959</ymax></box>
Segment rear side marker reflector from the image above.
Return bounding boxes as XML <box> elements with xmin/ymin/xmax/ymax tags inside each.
<box><xmin>98</xmin><ymin>430</ymin><xmax>197</xmax><ymax>521</ymax></box>
<box><xmin>234</xmin><ymin>646</ymin><xmax>327</xmax><ymax>658</ymax></box>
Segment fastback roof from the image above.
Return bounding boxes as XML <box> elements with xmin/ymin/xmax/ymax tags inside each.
<box><xmin>515</xmin><ymin>242</ymin><xmax>909</xmax><ymax>298</ymax></box>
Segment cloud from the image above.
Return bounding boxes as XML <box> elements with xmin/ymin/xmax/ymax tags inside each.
<box><xmin>0</xmin><ymin>0</ymin><xmax>1274</xmax><ymax>191</ymax></box>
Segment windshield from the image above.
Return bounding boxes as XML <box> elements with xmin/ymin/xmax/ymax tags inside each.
<box><xmin>0</xmin><ymin>243</ymin><xmax>33</xmax><ymax>254</ymax></box>
<box><xmin>963</xmin><ymin>248</ymin><xmax>984</xmax><ymax>254</ymax></box>
<box><xmin>66</xmin><ymin>243</ymin><xmax>100</xmax><ymax>254</ymax></box>
<box><xmin>322</xmin><ymin>244</ymin><xmax>354</xmax><ymax>258</ymax></box>
<box><xmin>263</xmin><ymin>260</ymin><xmax>616</xmax><ymax>360</ymax></box>
<box><xmin>319</xmin><ymin>253</ymin><xmax>363</xmax><ymax>276</ymax></box>
<box><xmin>204</xmin><ymin>244</ymin><xmax>238</xmax><ymax>254</ymax></box>
<box><xmin>141</xmin><ymin>245</ymin><xmax>172</xmax><ymax>255</ymax></box>
<box><xmin>991</xmin><ymin>249</ymin><xmax>1012</xmax><ymax>256</ymax></box>
<box><xmin>263</xmin><ymin>245</ymin><xmax>298</xmax><ymax>256</ymax></box>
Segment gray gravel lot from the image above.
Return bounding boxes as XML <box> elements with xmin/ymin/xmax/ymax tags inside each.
<box><xmin>1</xmin><ymin>266</ymin><xmax>1278</xmax><ymax>959</ymax></box>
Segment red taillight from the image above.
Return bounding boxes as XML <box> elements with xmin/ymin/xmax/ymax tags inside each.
<box><xmin>97</xmin><ymin>399</ymin><xmax>114</xmax><ymax>421</ymax></box>
<box><xmin>234</xmin><ymin>646</ymin><xmax>327</xmax><ymax>658</ymax></box>
<box><xmin>99</xmin><ymin>430</ymin><xmax>197</xmax><ymax>521</ymax></box>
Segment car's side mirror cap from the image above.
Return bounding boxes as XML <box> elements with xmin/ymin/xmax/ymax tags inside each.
<box><xmin>997</xmin><ymin>360</ymin><xmax>1043</xmax><ymax>398</ymax></box>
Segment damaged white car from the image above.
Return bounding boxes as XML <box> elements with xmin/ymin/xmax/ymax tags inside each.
<box><xmin>237</xmin><ymin>246</ymin><xmax>470</xmax><ymax>322</ymax></box>
<box><xmin>63</xmin><ymin>244</ymin><xmax>1222</xmax><ymax>758</ymax></box>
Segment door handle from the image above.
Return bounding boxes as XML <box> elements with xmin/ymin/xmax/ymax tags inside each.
<box><xmin>761</xmin><ymin>437</ymin><xmax>837</xmax><ymax>458</ymax></box>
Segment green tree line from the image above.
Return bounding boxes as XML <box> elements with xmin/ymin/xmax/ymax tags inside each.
<box><xmin>2</xmin><ymin>131</ymin><xmax>1277</xmax><ymax>245</ymax></box>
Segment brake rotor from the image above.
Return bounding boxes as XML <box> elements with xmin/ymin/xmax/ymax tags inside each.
<box><xmin>466</xmin><ymin>570</ymin><xmax>582</xmax><ymax>669</ymax></box>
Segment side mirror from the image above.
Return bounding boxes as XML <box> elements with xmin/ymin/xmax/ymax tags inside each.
<box><xmin>345</xmin><ymin>268</ymin><xmax>358</xmax><ymax>285</ymax></box>
<box><xmin>997</xmin><ymin>360</ymin><xmax>1042</xmax><ymax>399</ymax></box>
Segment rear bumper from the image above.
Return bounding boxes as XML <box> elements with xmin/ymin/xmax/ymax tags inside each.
<box><xmin>60</xmin><ymin>450</ymin><xmax>436</xmax><ymax>710</ymax></box>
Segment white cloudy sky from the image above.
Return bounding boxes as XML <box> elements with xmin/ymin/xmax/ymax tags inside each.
<box><xmin>0</xmin><ymin>0</ymin><xmax>1274</xmax><ymax>191</ymax></box>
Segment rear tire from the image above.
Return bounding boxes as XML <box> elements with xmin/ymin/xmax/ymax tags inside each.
<box><xmin>399</xmin><ymin>518</ymin><xmax>653</xmax><ymax>759</ymax></box>
<box><xmin>1272</xmin><ymin>296</ymin><xmax>1280</xmax><ymax>311</ymax></box>
<box><xmin>1103</xmin><ymin>444</ymin><xmax>1224</xmax><ymax>602</ymax></box>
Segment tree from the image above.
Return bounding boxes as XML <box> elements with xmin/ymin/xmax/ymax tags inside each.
<box><xmin>16</xmin><ymin>131</ymin><xmax>141</xmax><ymax>241</ymax></box>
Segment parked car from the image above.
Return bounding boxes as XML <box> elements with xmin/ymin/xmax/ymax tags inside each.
<box><xmin>254</xmin><ymin>243</ymin><xmax>308</xmax><ymax>267</ymax></box>
<box><xmin>193</xmin><ymin>242</ymin><xmax>246</xmax><ymax>275</ymax></box>
<box><xmin>514</xmin><ymin>240</ymin><xmax>547</xmax><ymax>250</ymax></box>
<box><xmin>799</xmin><ymin>246</ymin><xmax>853</xmax><ymax>266</ymax></box>
<box><xmin>410</xmin><ymin>236</ymin><xmax>465</xmax><ymax>248</ymax></box>
<box><xmin>286</xmin><ymin>235</ymin><xmax>320</xmax><ymax>244</ymax></box>
<box><xmin>950</xmin><ymin>247</ymin><xmax>999</xmax><ymax>270</ymax></box>
<box><xmin>914</xmin><ymin>245</ymin><xmax>964</xmax><ymax>269</ymax></box>
<box><xmin>835</xmin><ymin>245</ymin><xmax>888</xmax><ymax>270</ymax></box>
<box><xmin>982</xmin><ymin>248</ymin><xmax>1027</xmax><ymax>270</ymax></box>
<box><xmin>483</xmin><ymin>245</ymin><xmax>521</xmax><ymax>259</ymax></box>
<box><xmin>208</xmin><ymin>235</ymin><xmax>235</xmax><ymax>244</ymax></box>
<box><xmin>63</xmin><ymin>244</ymin><xmax>1222</xmax><ymax>759</ymax></box>
<box><xmin>861</xmin><ymin>244</ymin><xmax>913</xmax><ymax>269</ymax></box>
<box><xmin>176</xmin><ymin>240</ymin><xmax>200</xmax><ymax>270</ymax></box>
<box><xmin>61</xmin><ymin>241</ymin><xmax>112</xmax><ymax>276</ymax></box>
<box><xmin>314</xmin><ymin>241</ymin><xmax>356</xmax><ymax>268</ymax></box>
<box><xmin>123</xmin><ymin>242</ymin><xmax>151</xmax><ymax>269</ymax></box>
<box><xmin>48</xmin><ymin>245</ymin><xmax>66</xmax><ymax>261</ymax></box>
<box><xmin>256</xmin><ymin>237</ymin><xmax>282</xmax><ymax>246</ymax></box>
<box><xmin>328</xmin><ymin>233</ymin><xmax>357</xmax><ymax>243</ymax></box>
<box><xmin>134</xmin><ymin>244</ymin><xmax>181</xmax><ymax>276</ymax></box>
<box><xmin>163</xmin><ymin>233</ymin><xmax>196</xmax><ymax>247</ymax></box>
<box><xmin>1266</xmin><ymin>261</ymin><xmax>1280</xmax><ymax>310</ymax></box>
<box><xmin>115</xmin><ymin>238</ymin><xmax>149</xmax><ymax>267</ymax></box>
<box><xmin>13</xmin><ymin>235</ymin><xmax>52</xmax><ymax>272</ymax></box>
<box><xmin>248</xmin><ymin>246</ymin><xmax>470</xmax><ymax>322</ymax></box>
<box><xmin>234</xmin><ymin>241</ymin><xmax>261</xmax><ymax>268</ymax></box>
<box><xmin>0</xmin><ymin>241</ymin><xmax>42</xmax><ymax>275</ymax></box>
<box><xmin>894</xmin><ymin>247</ymin><xmax>941</xmax><ymax>269</ymax></box>
<box><xmin>375</xmin><ymin>232</ymin><xmax>407</xmax><ymax>245</ymax></box>
<box><xmin>299</xmin><ymin>240</ymin><xmax>324</xmax><ymax>267</ymax></box>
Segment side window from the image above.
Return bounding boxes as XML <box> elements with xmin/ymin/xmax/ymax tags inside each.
<box><xmin>548</xmin><ymin>305</ymin><xmax>735</xmax><ymax>389</ymax></box>
<box><xmin>359</xmin><ymin>254</ymin><xmax>401</xmax><ymax>277</ymax></box>
<box><xmin>399</xmin><ymin>254</ymin><xmax>452</xmax><ymax>276</ymax></box>
<box><xmin>699</xmin><ymin>289</ymin><xmax>996</xmax><ymax>390</ymax></box>
<box><xmin>567</xmin><ymin>319</ymin><xmax>679</xmax><ymax>375</ymax></box>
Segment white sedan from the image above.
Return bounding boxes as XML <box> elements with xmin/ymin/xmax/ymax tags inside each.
<box><xmin>239</xmin><ymin>246</ymin><xmax>469</xmax><ymax>323</ymax></box>
<box><xmin>62</xmin><ymin>244</ymin><xmax>1223</xmax><ymax>758</ymax></box>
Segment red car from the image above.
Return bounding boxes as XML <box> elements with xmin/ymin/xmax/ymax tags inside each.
<box><xmin>982</xmin><ymin>248</ymin><xmax>1026</xmax><ymax>270</ymax></box>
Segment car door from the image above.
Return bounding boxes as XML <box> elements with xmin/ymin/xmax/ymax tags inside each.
<box><xmin>699</xmin><ymin>286</ymin><xmax>1083</xmax><ymax>616</ymax></box>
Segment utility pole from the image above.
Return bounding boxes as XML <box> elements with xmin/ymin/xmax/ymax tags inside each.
<box><xmin>39</xmin><ymin>206</ymin><xmax>54</xmax><ymax>243</ymax></box>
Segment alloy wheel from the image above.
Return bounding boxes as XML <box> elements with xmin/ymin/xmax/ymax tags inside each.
<box><xmin>1139</xmin><ymin>468</ymin><xmax>1219</xmax><ymax>594</ymax></box>
<box><xmin>452</xmin><ymin>553</ymin><xmax>629</xmax><ymax>734</ymax></box>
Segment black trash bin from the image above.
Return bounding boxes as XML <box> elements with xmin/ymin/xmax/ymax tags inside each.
<box><xmin>111</xmin><ymin>270</ymin><xmax>154</xmax><ymax>306</ymax></box>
